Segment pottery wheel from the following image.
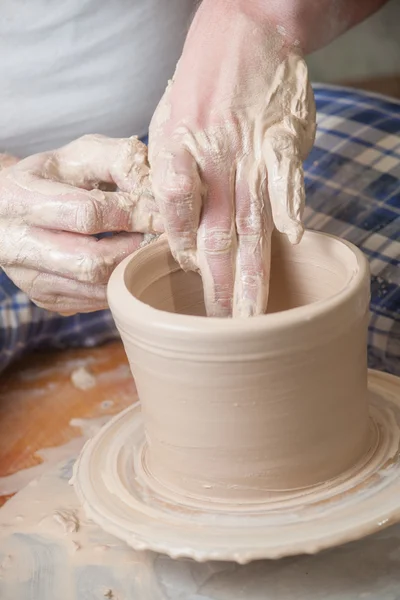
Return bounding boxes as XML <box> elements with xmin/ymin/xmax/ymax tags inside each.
<box><xmin>72</xmin><ymin>370</ymin><xmax>400</xmax><ymax>563</ymax></box>
<box><xmin>4</xmin><ymin>455</ymin><xmax>400</xmax><ymax>599</ymax></box>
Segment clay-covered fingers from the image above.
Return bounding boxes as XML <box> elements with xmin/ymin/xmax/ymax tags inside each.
<box><xmin>1</xmin><ymin>167</ymin><xmax>162</xmax><ymax>235</ymax></box>
<box><xmin>0</xmin><ymin>136</ymin><xmax>162</xmax><ymax>313</ymax></box>
<box><xmin>150</xmin><ymin>147</ymin><xmax>202</xmax><ymax>271</ymax></box>
<box><xmin>40</xmin><ymin>134</ymin><xmax>153</xmax><ymax>194</ymax></box>
<box><xmin>262</xmin><ymin>55</ymin><xmax>315</xmax><ymax>245</ymax></box>
<box><xmin>2</xmin><ymin>266</ymin><xmax>108</xmax><ymax>313</ymax></box>
<box><xmin>0</xmin><ymin>226</ymin><xmax>144</xmax><ymax>285</ymax></box>
<box><xmin>1</xmin><ymin>135</ymin><xmax>163</xmax><ymax>235</ymax></box>
<box><xmin>263</xmin><ymin>124</ymin><xmax>305</xmax><ymax>244</ymax></box>
<box><xmin>196</xmin><ymin>164</ymin><xmax>236</xmax><ymax>318</ymax></box>
<box><xmin>233</xmin><ymin>162</ymin><xmax>272</xmax><ymax>318</ymax></box>
<box><xmin>288</xmin><ymin>56</ymin><xmax>316</xmax><ymax>159</ymax></box>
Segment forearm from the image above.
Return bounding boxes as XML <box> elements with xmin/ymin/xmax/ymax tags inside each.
<box><xmin>259</xmin><ymin>0</ymin><xmax>390</xmax><ymax>53</ymax></box>
<box><xmin>202</xmin><ymin>0</ymin><xmax>390</xmax><ymax>54</ymax></box>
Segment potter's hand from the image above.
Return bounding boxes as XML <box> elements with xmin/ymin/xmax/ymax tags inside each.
<box><xmin>149</xmin><ymin>0</ymin><xmax>315</xmax><ymax>317</ymax></box>
<box><xmin>0</xmin><ymin>153</ymin><xmax>20</xmax><ymax>170</ymax></box>
<box><xmin>0</xmin><ymin>135</ymin><xmax>163</xmax><ymax>314</ymax></box>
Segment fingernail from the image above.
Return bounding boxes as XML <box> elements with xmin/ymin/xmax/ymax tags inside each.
<box><xmin>174</xmin><ymin>248</ymin><xmax>198</xmax><ymax>273</ymax></box>
<box><xmin>287</xmin><ymin>222</ymin><xmax>304</xmax><ymax>245</ymax></box>
<box><xmin>233</xmin><ymin>299</ymin><xmax>256</xmax><ymax>318</ymax></box>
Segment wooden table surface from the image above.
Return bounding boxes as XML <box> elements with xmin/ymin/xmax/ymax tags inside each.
<box><xmin>0</xmin><ymin>76</ymin><xmax>398</xmax><ymax>508</ymax></box>
<box><xmin>0</xmin><ymin>341</ymin><xmax>135</xmax><ymax>506</ymax></box>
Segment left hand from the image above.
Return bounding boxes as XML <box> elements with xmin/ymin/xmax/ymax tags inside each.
<box><xmin>0</xmin><ymin>135</ymin><xmax>162</xmax><ymax>314</ymax></box>
<box><xmin>149</xmin><ymin>0</ymin><xmax>316</xmax><ymax>317</ymax></box>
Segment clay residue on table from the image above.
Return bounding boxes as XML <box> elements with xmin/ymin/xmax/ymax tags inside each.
<box><xmin>2</xmin><ymin>454</ymin><xmax>400</xmax><ymax>599</ymax></box>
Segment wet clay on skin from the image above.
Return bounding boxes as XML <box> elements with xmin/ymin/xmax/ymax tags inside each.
<box><xmin>108</xmin><ymin>231</ymin><xmax>371</xmax><ymax>503</ymax></box>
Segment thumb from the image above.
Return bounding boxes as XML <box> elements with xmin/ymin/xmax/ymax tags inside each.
<box><xmin>44</xmin><ymin>134</ymin><xmax>153</xmax><ymax>196</ymax></box>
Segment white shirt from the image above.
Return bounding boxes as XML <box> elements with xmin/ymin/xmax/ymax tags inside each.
<box><xmin>0</xmin><ymin>0</ymin><xmax>195</xmax><ymax>157</ymax></box>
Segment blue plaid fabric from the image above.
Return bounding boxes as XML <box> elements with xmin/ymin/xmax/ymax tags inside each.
<box><xmin>304</xmin><ymin>85</ymin><xmax>399</xmax><ymax>375</ymax></box>
<box><xmin>0</xmin><ymin>85</ymin><xmax>399</xmax><ymax>374</ymax></box>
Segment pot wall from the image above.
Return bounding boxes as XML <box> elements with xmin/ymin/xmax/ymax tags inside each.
<box><xmin>108</xmin><ymin>232</ymin><xmax>371</xmax><ymax>503</ymax></box>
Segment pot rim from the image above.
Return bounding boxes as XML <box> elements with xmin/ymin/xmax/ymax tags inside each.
<box><xmin>107</xmin><ymin>230</ymin><xmax>369</xmax><ymax>337</ymax></box>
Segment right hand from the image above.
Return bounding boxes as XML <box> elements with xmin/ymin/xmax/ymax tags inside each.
<box><xmin>149</xmin><ymin>2</ymin><xmax>315</xmax><ymax>318</ymax></box>
<box><xmin>0</xmin><ymin>135</ymin><xmax>163</xmax><ymax>314</ymax></box>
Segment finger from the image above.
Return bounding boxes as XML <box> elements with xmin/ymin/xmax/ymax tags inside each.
<box><xmin>288</xmin><ymin>56</ymin><xmax>309</xmax><ymax>120</ymax></box>
<box><xmin>0</xmin><ymin>226</ymin><xmax>144</xmax><ymax>284</ymax></box>
<box><xmin>40</xmin><ymin>134</ymin><xmax>153</xmax><ymax>194</ymax></box>
<box><xmin>3</xmin><ymin>266</ymin><xmax>108</xmax><ymax>313</ymax></box>
<box><xmin>288</xmin><ymin>55</ymin><xmax>316</xmax><ymax>159</ymax></box>
<box><xmin>51</xmin><ymin>134</ymin><xmax>162</xmax><ymax>232</ymax></box>
<box><xmin>1</xmin><ymin>134</ymin><xmax>162</xmax><ymax>234</ymax></box>
<box><xmin>150</xmin><ymin>147</ymin><xmax>202</xmax><ymax>272</ymax></box>
<box><xmin>1</xmin><ymin>167</ymin><xmax>163</xmax><ymax>235</ymax></box>
<box><xmin>197</xmin><ymin>161</ymin><xmax>236</xmax><ymax>318</ymax></box>
<box><xmin>233</xmin><ymin>160</ymin><xmax>272</xmax><ymax>318</ymax></box>
<box><xmin>34</xmin><ymin>297</ymin><xmax>107</xmax><ymax>314</ymax></box>
<box><xmin>263</xmin><ymin>124</ymin><xmax>305</xmax><ymax>245</ymax></box>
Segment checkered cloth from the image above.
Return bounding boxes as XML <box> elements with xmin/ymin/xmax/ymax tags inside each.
<box><xmin>304</xmin><ymin>85</ymin><xmax>399</xmax><ymax>375</ymax></box>
<box><xmin>0</xmin><ymin>85</ymin><xmax>399</xmax><ymax>374</ymax></box>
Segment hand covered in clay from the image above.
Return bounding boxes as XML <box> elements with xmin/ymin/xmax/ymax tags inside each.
<box><xmin>149</xmin><ymin>0</ymin><xmax>316</xmax><ymax>317</ymax></box>
<box><xmin>0</xmin><ymin>135</ymin><xmax>162</xmax><ymax>313</ymax></box>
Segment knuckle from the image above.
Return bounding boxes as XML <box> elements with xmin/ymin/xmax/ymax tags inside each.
<box><xmin>199</xmin><ymin>227</ymin><xmax>234</xmax><ymax>254</ymax></box>
<box><xmin>27</xmin><ymin>273</ymin><xmax>49</xmax><ymax>303</ymax></box>
<box><xmin>75</xmin><ymin>253</ymin><xmax>111</xmax><ymax>284</ymax></box>
<box><xmin>268</xmin><ymin>130</ymin><xmax>297</xmax><ymax>155</ymax></box>
<box><xmin>236</xmin><ymin>199</ymin><xmax>265</xmax><ymax>234</ymax></box>
<box><xmin>157</xmin><ymin>185</ymin><xmax>177</xmax><ymax>207</ymax></box>
<box><xmin>60</xmin><ymin>134</ymin><xmax>104</xmax><ymax>158</ymax></box>
<box><xmin>160</xmin><ymin>172</ymin><xmax>197</xmax><ymax>203</ymax></box>
<box><xmin>29</xmin><ymin>287</ymin><xmax>46</xmax><ymax>305</ymax></box>
<box><xmin>74</xmin><ymin>198</ymin><xmax>102</xmax><ymax>234</ymax></box>
<box><xmin>236</xmin><ymin>215</ymin><xmax>256</xmax><ymax>235</ymax></box>
<box><xmin>32</xmin><ymin>294</ymin><xmax>55</xmax><ymax>307</ymax></box>
<box><xmin>127</xmin><ymin>135</ymin><xmax>146</xmax><ymax>155</ymax></box>
<box><xmin>152</xmin><ymin>149</ymin><xmax>199</xmax><ymax>204</ymax></box>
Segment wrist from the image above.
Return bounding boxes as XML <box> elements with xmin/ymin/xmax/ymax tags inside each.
<box><xmin>208</xmin><ymin>0</ymin><xmax>389</xmax><ymax>54</ymax></box>
<box><xmin>199</xmin><ymin>0</ymin><xmax>305</xmax><ymax>52</ymax></box>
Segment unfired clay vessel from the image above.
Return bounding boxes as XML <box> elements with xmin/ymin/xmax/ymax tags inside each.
<box><xmin>73</xmin><ymin>230</ymin><xmax>400</xmax><ymax>562</ymax></box>
<box><xmin>109</xmin><ymin>231</ymin><xmax>370</xmax><ymax>502</ymax></box>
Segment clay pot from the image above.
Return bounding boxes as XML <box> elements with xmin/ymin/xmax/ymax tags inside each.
<box><xmin>107</xmin><ymin>231</ymin><xmax>371</xmax><ymax>504</ymax></box>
